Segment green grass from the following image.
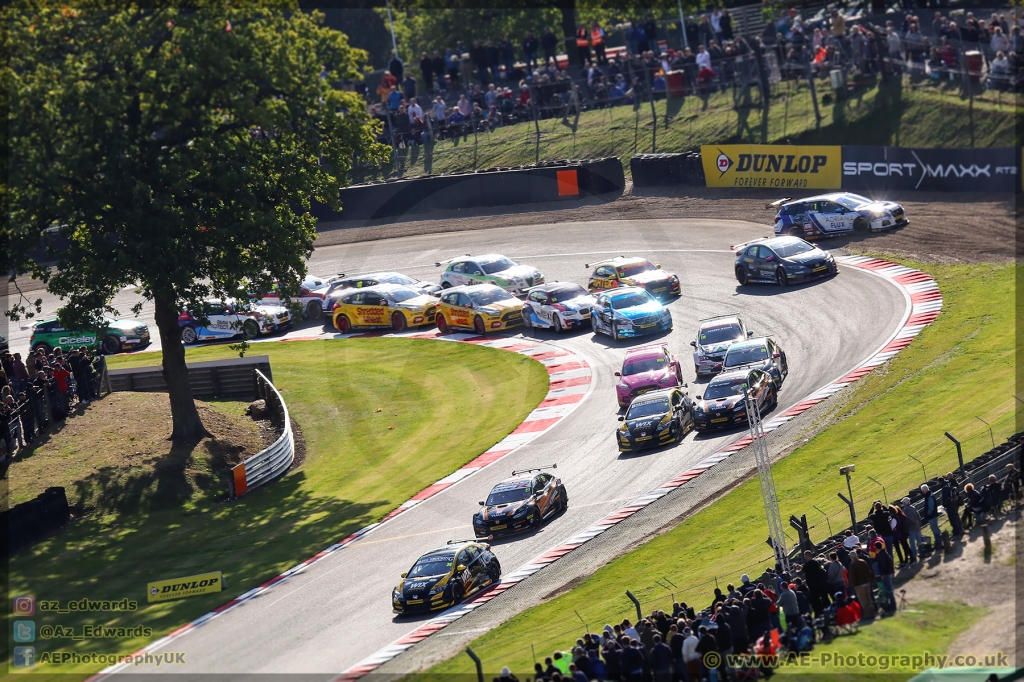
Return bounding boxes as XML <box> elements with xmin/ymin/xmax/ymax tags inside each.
<box><xmin>421</xmin><ymin>261</ymin><xmax>1017</xmax><ymax>679</ymax></box>
<box><xmin>6</xmin><ymin>338</ymin><xmax>549</xmax><ymax>675</ymax></box>
<box><xmin>363</xmin><ymin>81</ymin><xmax>1016</xmax><ymax>182</ymax></box>
<box><xmin>775</xmin><ymin>601</ymin><xmax>982</xmax><ymax>679</ymax></box>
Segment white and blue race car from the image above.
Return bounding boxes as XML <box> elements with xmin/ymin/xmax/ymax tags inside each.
<box><xmin>178</xmin><ymin>298</ymin><xmax>291</xmax><ymax>344</ymax></box>
<box><xmin>522</xmin><ymin>282</ymin><xmax>596</xmax><ymax>333</ymax></box>
<box><xmin>591</xmin><ymin>287</ymin><xmax>672</xmax><ymax>341</ymax></box>
<box><xmin>773</xmin><ymin>193</ymin><xmax>908</xmax><ymax>238</ymax></box>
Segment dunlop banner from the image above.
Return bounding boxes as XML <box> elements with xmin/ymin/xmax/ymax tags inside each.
<box><xmin>147</xmin><ymin>572</ymin><xmax>225</xmax><ymax>603</ymax></box>
<box><xmin>701</xmin><ymin>145</ymin><xmax>842</xmax><ymax>189</ymax></box>
<box><xmin>841</xmin><ymin>147</ymin><xmax>1017</xmax><ymax>192</ymax></box>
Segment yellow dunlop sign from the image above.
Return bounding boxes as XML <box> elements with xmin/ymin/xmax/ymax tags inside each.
<box><xmin>701</xmin><ymin>145</ymin><xmax>842</xmax><ymax>189</ymax></box>
<box><xmin>147</xmin><ymin>572</ymin><xmax>225</xmax><ymax>603</ymax></box>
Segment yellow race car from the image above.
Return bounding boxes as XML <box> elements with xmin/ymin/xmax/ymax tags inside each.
<box><xmin>436</xmin><ymin>284</ymin><xmax>524</xmax><ymax>335</ymax></box>
<box><xmin>332</xmin><ymin>283</ymin><xmax>438</xmax><ymax>333</ymax></box>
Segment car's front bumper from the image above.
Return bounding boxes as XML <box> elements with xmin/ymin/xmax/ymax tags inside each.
<box><xmin>617</xmin><ymin>427</ymin><xmax>677</xmax><ymax>452</ymax></box>
<box><xmin>786</xmin><ymin>262</ymin><xmax>838</xmax><ymax>283</ymax></box>
<box><xmin>615</xmin><ymin>317</ymin><xmax>672</xmax><ymax>339</ymax></box>
<box><xmin>474</xmin><ymin>517</ymin><xmax>533</xmax><ymax>537</ymax></box>
<box><xmin>694</xmin><ymin>357</ymin><xmax>725</xmax><ymax>375</ymax></box>
<box><xmin>393</xmin><ymin>594</ymin><xmax>453</xmax><ymax>614</ymax></box>
<box><xmin>694</xmin><ymin>411</ymin><xmax>748</xmax><ymax>431</ymax></box>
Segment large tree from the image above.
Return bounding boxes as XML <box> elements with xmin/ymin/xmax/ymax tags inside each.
<box><xmin>4</xmin><ymin>2</ymin><xmax>387</xmax><ymax>439</ymax></box>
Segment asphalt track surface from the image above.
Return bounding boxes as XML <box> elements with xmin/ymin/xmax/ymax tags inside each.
<box><xmin>75</xmin><ymin>218</ymin><xmax>905</xmax><ymax>676</ymax></box>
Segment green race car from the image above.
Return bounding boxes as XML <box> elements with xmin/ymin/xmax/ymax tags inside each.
<box><xmin>30</xmin><ymin>317</ymin><xmax>151</xmax><ymax>355</ymax></box>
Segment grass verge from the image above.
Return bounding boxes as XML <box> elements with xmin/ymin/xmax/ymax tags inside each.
<box><xmin>367</xmin><ymin>82</ymin><xmax>1015</xmax><ymax>181</ymax></box>
<box><xmin>6</xmin><ymin>338</ymin><xmax>549</xmax><ymax>676</ymax></box>
<box><xmin>419</xmin><ymin>261</ymin><xmax>1017</xmax><ymax>679</ymax></box>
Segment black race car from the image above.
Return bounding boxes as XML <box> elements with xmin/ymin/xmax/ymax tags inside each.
<box><xmin>721</xmin><ymin>337</ymin><xmax>789</xmax><ymax>388</ymax></box>
<box><xmin>473</xmin><ymin>466</ymin><xmax>567</xmax><ymax>538</ymax></box>
<box><xmin>392</xmin><ymin>540</ymin><xmax>501</xmax><ymax>614</ymax></box>
<box><xmin>733</xmin><ymin>236</ymin><xmax>837</xmax><ymax>287</ymax></box>
<box><xmin>616</xmin><ymin>387</ymin><xmax>695</xmax><ymax>453</ymax></box>
<box><xmin>692</xmin><ymin>368</ymin><xmax>777</xmax><ymax>432</ymax></box>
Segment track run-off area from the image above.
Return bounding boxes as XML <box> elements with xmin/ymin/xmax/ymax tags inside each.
<box><xmin>75</xmin><ymin>219</ymin><xmax>925</xmax><ymax>677</ymax></box>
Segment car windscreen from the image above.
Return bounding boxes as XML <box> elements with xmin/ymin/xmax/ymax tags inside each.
<box><xmin>388</xmin><ymin>287</ymin><xmax>422</xmax><ymax>303</ymax></box>
<box><xmin>724</xmin><ymin>344</ymin><xmax>769</xmax><ymax>367</ymax></box>
<box><xmin>626</xmin><ymin>398</ymin><xmax>670</xmax><ymax>419</ymax></box>
<box><xmin>486</xmin><ymin>483</ymin><xmax>531</xmax><ymax>505</ymax></box>
<box><xmin>618</xmin><ymin>262</ymin><xmax>656</xmax><ymax>277</ymax></box>
<box><xmin>609</xmin><ymin>292</ymin><xmax>651</xmax><ymax>309</ymax></box>
<box><xmin>835</xmin><ymin>194</ymin><xmax>869</xmax><ymax>209</ymax></box>
<box><xmin>481</xmin><ymin>258</ymin><xmax>517</xmax><ymax>274</ymax></box>
<box><xmin>380</xmin><ymin>273</ymin><xmax>416</xmax><ymax>285</ymax></box>
<box><xmin>407</xmin><ymin>553</ymin><xmax>456</xmax><ymax>578</ymax></box>
<box><xmin>700</xmin><ymin>323</ymin><xmax>743</xmax><ymax>345</ymax></box>
<box><xmin>772</xmin><ymin>240</ymin><xmax>815</xmax><ymax>258</ymax></box>
<box><xmin>780</xmin><ymin>203</ymin><xmax>805</xmax><ymax>215</ymax></box>
<box><xmin>548</xmin><ymin>285</ymin><xmax>588</xmax><ymax>302</ymax></box>
<box><xmin>469</xmin><ymin>288</ymin><xmax>514</xmax><ymax>306</ymax></box>
<box><xmin>622</xmin><ymin>356</ymin><xmax>666</xmax><ymax>376</ymax></box>
<box><xmin>703</xmin><ymin>378</ymin><xmax>748</xmax><ymax>400</ymax></box>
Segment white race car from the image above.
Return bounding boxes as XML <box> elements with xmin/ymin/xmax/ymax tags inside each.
<box><xmin>437</xmin><ymin>254</ymin><xmax>544</xmax><ymax>296</ymax></box>
<box><xmin>522</xmin><ymin>282</ymin><xmax>596</xmax><ymax>333</ymax></box>
<box><xmin>773</xmin><ymin>192</ymin><xmax>908</xmax><ymax>237</ymax></box>
<box><xmin>178</xmin><ymin>298</ymin><xmax>292</xmax><ymax>344</ymax></box>
<box><xmin>253</xmin><ymin>274</ymin><xmax>344</xmax><ymax>320</ymax></box>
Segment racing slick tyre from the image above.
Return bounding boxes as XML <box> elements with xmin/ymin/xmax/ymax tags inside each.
<box><xmin>558</xmin><ymin>486</ymin><xmax>568</xmax><ymax>512</ymax></box>
<box><xmin>473</xmin><ymin>315</ymin><xmax>487</xmax><ymax>336</ymax></box>
<box><xmin>591</xmin><ymin>316</ymin><xmax>600</xmax><ymax>334</ymax></box>
<box><xmin>436</xmin><ymin>314</ymin><xmax>450</xmax><ymax>334</ymax></box>
<box><xmin>441</xmin><ymin>281</ymin><xmax>452</xmax><ymax>289</ymax></box>
<box><xmin>552</xmin><ymin>315</ymin><xmax>563</xmax><ymax>334</ymax></box>
<box><xmin>522</xmin><ymin>309</ymin><xmax>533</xmax><ymax>329</ymax></box>
<box><xmin>775</xmin><ymin>268</ymin><xmax>788</xmax><ymax>288</ymax></box>
<box><xmin>488</xmin><ymin>560</ymin><xmax>501</xmax><ymax>583</ymax></box>
<box><xmin>180</xmin><ymin>326</ymin><xmax>198</xmax><ymax>345</ymax></box>
<box><xmin>391</xmin><ymin>312</ymin><xmax>407</xmax><ymax>332</ymax></box>
<box><xmin>101</xmin><ymin>335</ymin><xmax>121</xmax><ymax>355</ymax></box>
<box><xmin>735</xmin><ymin>267</ymin><xmax>748</xmax><ymax>286</ymax></box>
<box><xmin>306</xmin><ymin>300</ymin><xmax>323</xmax><ymax>320</ymax></box>
<box><xmin>788</xmin><ymin>227</ymin><xmax>803</xmax><ymax>237</ymax></box>
<box><xmin>335</xmin><ymin>315</ymin><xmax>351</xmax><ymax>334</ymax></box>
<box><xmin>853</xmin><ymin>216</ymin><xmax>870</xmax><ymax>233</ymax></box>
<box><xmin>452</xmin><ymin>581</ymin><xmax>465</xmax><ymax>604</ymax></box>
<box><xmin>770</xmin><ymin>386</ymin><xmax>779</xmax><ymax>410</ymax></box>
<box><xmin>242</xmin><ymin>319</ymin><xmax>261</xmax><ymax>339</ymax></box>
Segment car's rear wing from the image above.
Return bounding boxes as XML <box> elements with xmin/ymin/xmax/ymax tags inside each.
<box><xmin>584</xmin><ymin>257</ymin><xmax>624</xmax><ymax>269</ymax></box>
<box><xmin>729</xmin><ymin>237</ymin><xmax>772</xmax><ymax>252</ymax></box>
<box><xmin>511</xmin><ymin>463</ymin><xmax>557</xmax><ymax>476</ymax></box>
<box><xmin>626</xmin><ymin>342</ymin><xmax>670</xmax><ymax>353</ymax></box>
<box><xmin>765</xmin><ymin>197</ymin><xmax>792</xmax><ymax>209</ymax></box>
<box><xmin>698</xmin><ymin>313</ymin><xmax>742</xmax><ymax>324</ymax></box>
<box><xmin>435</xmin><ymin>254</ymin><xmax>472</xmax><ymax>267</ymax></box>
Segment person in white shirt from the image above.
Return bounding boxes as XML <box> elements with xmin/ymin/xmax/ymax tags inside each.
<box><xmin>432</xmin><ymin>96</ymin><xmax>446</xmax><ymax>122</ymax></box>
<box><xmin>990</xmin><ymin>27</ymin><xmax>1010</xmax><ymax>54</ymax></box>
<box><xmin>696</xmin><ymin>44</ymin><xmax>713</xmax><ymax>72</ymax></box>
<box><xmin>457</xmin><ymin>94</ymin><xmax>471</xmax><ymax>117</ymax></box>
<box><xmin>711</xmin><ymin>9</ymin><xmax>723</xmax><ymax>41</ymax></box>
<box><xmin>681</xmin><ymin>627</ymin><xmax>701</xmax><ymax>680</ymax></box>
<box><xmin>407</xmin><ymin>98</ymin><xmax>423</xmax><ymax>121</ymax></box>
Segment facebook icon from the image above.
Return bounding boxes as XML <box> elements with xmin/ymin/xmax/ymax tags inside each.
<box><xmin>13</xmin><ymin>646</ymin><xmax>35</xmax><ymax>668</ymax></box>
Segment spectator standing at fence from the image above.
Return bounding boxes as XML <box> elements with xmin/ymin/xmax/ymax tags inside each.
<box><xmin>591</xmin><ymin>22</ymin><xmax>607</xmax><ymax>65</ymax></box>
<box><xmin>848</xmin><ymin>549</ymin><xmax>875</xmax><ymax>620</ymax></box>
<box><xmin>698</xmin><ymin>16</ymin><xmax>713</xmax><ymax>48</ymax></box>
<box><xmin>644</xmin><ymin>14</ymin><xmax>659</xmax><ymax>53</ymax></box>
<box><xmin>874</xmin><ymin>540</ymin><xmax>896</xmax><ymax>615</ymax></box>
<box><xmin>419</xmin><ymin>52</ymin><xmax>434</xmax><ymax>94</ymax></box>
<box><xmin>445</xmin><ymin>47</ymin><xmax>460</xmax><ymax>89</ymax></box>
<box><xmin>523</xmin><ymin>31</ymin><xmax>539</xmax><ymax>72</ymax></box>
<box><xmin>721</xmin><ymin>9</ymin><xmax>733</xmax><ymax>41</ymax></box>
<box><xmin>869</xmin><ymin>501</ymin><xmax>894</xmax><ymax>551</ymax></box>
<box><xmin>711</xmin><ymin>8</ymin><xmax>723</xmax><ymax>44</ymax></box>
<box><xmin>500</xmin><ymin>37</ymin><xmax>515</xmax><ymax>80</ymax></box>
<box><xmin>648</xmin><ymin>634</ymin><xmax>672</xmax><ymax>682</ymax></box>
<box><xmin>574</xmin><ymin>25</ymin><xmax>591</xmax><ymax>66</ymax></box>
<box><xmin>485</xmin><ymin>41</ymin><xmax>501</xmax><ymax>82</ymax></box>
<box><xmin>470</xmin><ymin>41</ymin><xmax>487</xmax><ymax>85</ymax></box>
<box><xmin>777</xmin><ymin>582</ymin><xmax>800</xmax><ymax>630</ymax></box>
<box><xmin>402</xmin><ymin>73</ymin><xmax>417</xmax><ymax>101</ymax></box>
<box><xmin>541</xmin><ymin>27</ymin><xmax>559</xmax><ymax>67</ymax></box>
<box><xmin>825</xmin><ymin>552</ymin><xmax>846</xmax><ymax>598</ymax></box>
<box><xmin>941</xmin><ymin>473</ymin><xmax>963</xmax><ymax>536</ymax></box>
<box><xmin>432</xmin><ymin>95</ymin><xmax>446</xmax><ymax>123</ymax></box>
<box><xmin>920</xmin><ymin>483</ymin><xmax>942</xmax><ymax>546</ymax></box>
<box><xmin>1005</xmin><ymin>464</ymin><xmax>1022</xmax><ymax>505</ymax></box>
<box><xmin>800</xmin><ymin>551</ymin><xmax>829</xmax><ymax>616</ymax></box>
<box><xmin>12</xmin><ymin>354</ymin><xmax>29</xmax><ymax>395</ymax></box>
<box><xmin>389</xmin><ymin>50</ymin><xmax>404</xmax><ymax>81</ymax></box>
<box><xmin>52</xmin><ymin>362</ymin><xmax>71</xmax><ymax>413</ymax></box>
<box><xmin>4</xmin><ymin>394</ymin><xmax>25</xmax><ymax>451</ymax></box>
<box><xmin>900</xmin><ymin>497</ymin><xmax>923</xmax><ymax>561</ymax></box>
<box><xmin>407</xmin><ymin>97</ymin><xmax>423</xmax><ymax>123</ymax></box>
<box><xmin>889</xmin><ymin>503</ymin><xmax>914</xmax><ymax>566</ymax></box>
<box><xmin>69</xmin><ymin>349</ymin><xmax>90</xmax><ymax>406</ymax></box>
<box><xmin>17</xmin><ymin>391</ymin><xmax>34</xmax><ymax>444</ymax></box>
<box><xmin>386</xmin><ymin>85</ymin><xmax>402</xmax><ymax>114</ymax></box>
<box><xmin>431</xmin><ymin>51</ymin><xmax>446</xmax><ymax>93</ymax></box>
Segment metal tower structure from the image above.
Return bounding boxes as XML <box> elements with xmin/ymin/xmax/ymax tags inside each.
<box><xmin>745</xmin><ymin>389</ymin><xmax>790</xmax><ymax>573</ymax></box>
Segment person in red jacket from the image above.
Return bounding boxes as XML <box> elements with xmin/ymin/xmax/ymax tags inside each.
<box><xmin>52</xmin><ymin>363</ymin><xmax>71</xmax><ymax>414</ymax></box>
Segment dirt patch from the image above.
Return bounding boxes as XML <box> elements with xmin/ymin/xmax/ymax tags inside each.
<box><xmin>6</xmin><ymin>392</ymin><xmax>264</xmax><ymax>514</ymax></box>
<box><xmin>896</xmin><ymin>514</ymin><xmax>1017</xmax><ymax>665</ymax></box>
<box><xmin>315</xmin><ymin>186</ymin><xmax>1018</xmax><ymax>264</ymax></box>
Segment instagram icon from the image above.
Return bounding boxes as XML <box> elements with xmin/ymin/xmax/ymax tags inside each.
<box><xmin>12</xmin><ymin>595</ymin><xmax>35</xmax><ymax>616</ymax></box>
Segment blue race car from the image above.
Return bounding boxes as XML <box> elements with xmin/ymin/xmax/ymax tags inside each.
<box><xmin>773</xmin><ymin>192</ymin><xmax>908</xmax><ymax>238</ymax></box>
<box><xmin>591</xmin><ymin>287</ymin><xmax>672</xmax><ymax>341</ymax></box>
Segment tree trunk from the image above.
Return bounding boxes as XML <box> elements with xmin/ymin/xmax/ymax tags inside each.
<box><xmin>153</xmin><ymin>294</ymin><xmax>208</xmax><ymax>440</ymax></box>
<box><xmin>557</xmin><ymin>0</ymin><xmax>577</xmax><ymax>69</ymax></box>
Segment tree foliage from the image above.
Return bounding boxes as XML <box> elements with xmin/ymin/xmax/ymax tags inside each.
<box><xmin>4</xmin><ymin>1</ymin><xmax>388</xmax><ymax>438</ymax></box>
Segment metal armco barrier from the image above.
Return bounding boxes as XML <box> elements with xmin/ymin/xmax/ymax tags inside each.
<box><xmin>841</xmin><ymin>146</ymin><xmax>1018</xmax><ymax>193</ymax></box>
<box><xmin>631</xmin><ymin>153</ymin><xmax>705</xmax><ymax>187</ymax></box>
<box><xmin>230</xmin><ymin>369</ymin><xmax>294</xmax><ymax>498</ymax></box>
<box><xmin>313</xmin><ymin>158</ymin><xmax>624</xmax><ymax>222</ymax></box>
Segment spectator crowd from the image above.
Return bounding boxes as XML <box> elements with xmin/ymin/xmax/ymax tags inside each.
<box><xmin>0</xmin><ymin>346</ymin><xmax>105</xmax><ymax>461</ymax></box>
<box><xmin>489</xmin><ymin>464</ymin><xmax>1022</xmax><ymax>682</ymax></box>
<box><xmin>359</xmin><ymin>7</ymin><xmax>1021</xmax><ymax>150</ymax></box>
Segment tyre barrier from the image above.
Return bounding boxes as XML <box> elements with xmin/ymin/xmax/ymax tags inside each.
<box><xmin>4</xmin><ymin>486</ymin><xmax>70</xmax><ymax>557</ymax></box>
<box><xmin>313</xmin><ymin>158</ymin><xmax>625</xmax><ymax>222</ymax></box>
<box><xmin>630</xmin><ymin>152</ymin><xmax>706</xmax><ymax>187</ymax></box>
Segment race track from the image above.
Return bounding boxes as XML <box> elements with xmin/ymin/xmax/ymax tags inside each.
<box><xmin>72</xmin><ymin>218</ymin><xmax>906</xmax><ymax>676</ymax></box>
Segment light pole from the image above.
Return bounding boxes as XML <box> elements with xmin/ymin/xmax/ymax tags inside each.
<box><xmin>385</xmin><ymin>0</ymin><xmax>399</xmax><ymax>64</ymax></box>
<box><xmin>945</xmin><ymin>431</ymin><xmax>965</xmax><ymax>479</ymax></box>
<box><xmin>838</xmin><ymin>465</ymin><xmax>856</xmax><ymax>532</ymax></box>
<box><xmin>745</xmin><ymin>388</ymin><xmax>789</xmax><ymax>572</ymax></box>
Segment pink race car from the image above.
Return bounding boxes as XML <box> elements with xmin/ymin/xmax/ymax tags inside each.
<box><xmin>614</xmin><ymin>343</ymin><xmax>684</xmax><ymax>409</ymax></box>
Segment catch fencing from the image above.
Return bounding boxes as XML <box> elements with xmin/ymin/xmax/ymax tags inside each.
<box><xmin>434</xmin><ymin>400</ymin><xmax>1023</xmax><ymax>676</ymax></box>
<box><xmin>229</xmin><ymin>369</ymin><xmax>294</xmax><ymax>498</ymax></box>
